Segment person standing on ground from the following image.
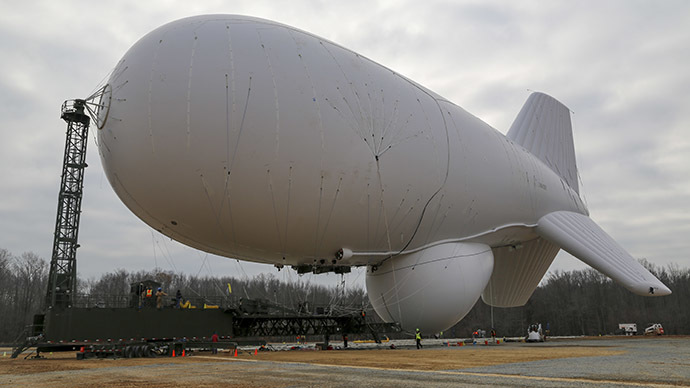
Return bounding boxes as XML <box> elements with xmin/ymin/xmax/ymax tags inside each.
<box><xmin>211</xmin><ymin>332</ymin><xmax>219</xmax><ymax>354</ymax></box>
<box><xmin>156</xmin><ymin>287</ymin><xmax>167</xmax><ymax>309</ymax></box>
<box><xmin>415</xmin><ymin>328</ymin><xmax>422</xmax><ymax>349</ymax></box>
<box><xmin>136</xmin><ymin>283</ymin><xmax>145</xmax><ymax>309</ymax></box>
<box><xmin>175</xmin><ymin>290</ymin><xmax>182</xmax><ymax>308</ymax></box>
<box><xmin>144</xmin><ymin>287</ymin><xmax>153</xmax><ymax>308</ymax></box>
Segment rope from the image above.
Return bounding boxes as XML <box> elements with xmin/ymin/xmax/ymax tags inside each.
<box><xmin>375</xmin><ymin>157</ymin><xmax>403</xmax><ymax>328</ymax></box>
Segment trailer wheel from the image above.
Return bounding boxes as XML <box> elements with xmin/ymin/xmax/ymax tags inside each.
<box><xmin>135</xmin><ymin>345</ymin><xmax>144</xmax><ymax>358</ymax></box>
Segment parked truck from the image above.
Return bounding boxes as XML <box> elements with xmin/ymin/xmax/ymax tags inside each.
<box><xmin>644</xmin><ymin>323</ymin><xmax>665</xmax><ymax>336</ymax></box>
<box><xmin>618</xmin><ymin>323</ymin><xmax>637</xmax><ymax>336</ymax></box>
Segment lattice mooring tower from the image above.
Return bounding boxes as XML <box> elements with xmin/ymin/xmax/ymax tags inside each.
<box><xmin>46</xmin><ymin>100</ymin><xmax>90</xmax><ymax>309</ymax></box>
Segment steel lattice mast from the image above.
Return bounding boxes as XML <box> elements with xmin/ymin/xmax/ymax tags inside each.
<box><xmin>46</xmin><ymin>99</ymin><xmax>91</xmax><ymax>309</ymax></box>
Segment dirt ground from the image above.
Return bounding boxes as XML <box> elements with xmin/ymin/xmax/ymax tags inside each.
<box><xmin>1</xmin><ymin>338</ymin><xmax>679</xmax><ymax>388</ymax></box>
<box><xmin>0</xmin><ymin>348</ymin><xmax>223</xmax><ymax>376</ymax></box>
<box><xmin>0</xmin><ymin>342</ymin><xmax>620</xmax><ymax>375</ymax></box>
<box><xmin>232</xmin><ymin>344</ymin><xmax>623</xmax><ymax>370</ymax></box>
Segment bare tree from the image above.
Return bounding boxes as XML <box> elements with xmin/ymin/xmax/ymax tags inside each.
<box><xmin>0</xmin><ymin>249</ymin><xmax>14</xmax><ymax>341</ymax></box>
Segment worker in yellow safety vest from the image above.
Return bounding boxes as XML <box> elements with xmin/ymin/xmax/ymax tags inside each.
<box><xmin>144</xmin><ymin>287</ymin><xmax>153</xmax><ymax>308</ymax></box>
<box><xmin>415</xmin><ymin>328</ymin><xmax>422</xmax><ymax>349</ymax></box>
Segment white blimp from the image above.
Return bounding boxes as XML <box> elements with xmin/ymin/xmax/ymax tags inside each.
<box><xmin>96</xmin><ymin>15</ymin><xmax>671</xmax><ymax>333</ymax></box>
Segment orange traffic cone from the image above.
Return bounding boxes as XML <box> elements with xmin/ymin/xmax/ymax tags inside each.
<box><xmin>172</xmin><ymin>349</ymin><xmax>176</xmax><ymax>357</ymax></box>
<box><xmin>182</xmin><ymin>349</ymin><xmax>186</xmax><ymax>357</ymax></box>
<box><xmin>254</xmin><ymin>348</ymin><xmax>258</xmax><ymax>355</ymax></box>
<box><xmin>234</xmin><ymin>348</ymin><xmax>238</xmax><ymax>357</ymax></box>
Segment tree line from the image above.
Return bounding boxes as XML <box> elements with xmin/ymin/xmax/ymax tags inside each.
<box><xmin>450</xmin><ymin>260</ymin><xmax>690</xmax><ymax>337</ymax></box>
<box><xmin>1</xmin><ymin>247</ymin><xmax>687</xmax><ymax>343</ymax></box>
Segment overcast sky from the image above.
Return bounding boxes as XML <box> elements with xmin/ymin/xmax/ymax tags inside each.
<box><xmin>1</xmin><ymin>0</ymin><xmax>688</xmax><ymax>288</ymax></box>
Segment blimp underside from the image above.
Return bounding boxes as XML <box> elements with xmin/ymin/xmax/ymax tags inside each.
<box><xmin>98</xmin><ymin>15</ymin><xmax>670</xmax><ymax>334</ymax></box>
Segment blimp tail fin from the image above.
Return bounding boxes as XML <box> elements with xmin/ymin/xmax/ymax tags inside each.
<box><xmin>482</xmin><ymin>238</ymin><xmax>560</xmax><ymax>307</ymax></box>
<box><xmin>535</xmin><ymin>211</ymin><xmax>671</xmax><ymax>296</ymax></box>
<box><xmin>507</xmin><ymin>92</ymin><xmax>579</xmax><ymax>194</ymax></box>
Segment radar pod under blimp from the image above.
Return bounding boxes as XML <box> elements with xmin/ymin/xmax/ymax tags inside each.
<box><xmin>95</xmin><ymin>14</ymin><xmax>671</xmax><ymax>333</ymax></box>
